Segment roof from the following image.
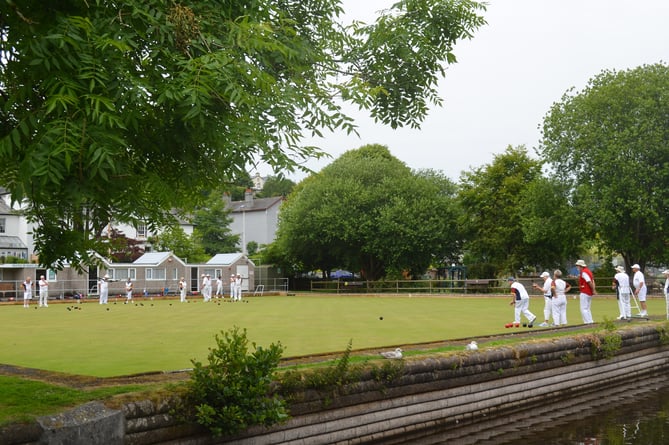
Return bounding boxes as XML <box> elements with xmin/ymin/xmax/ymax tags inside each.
<box><xmin>0</xmin><ymin>236</ymin><xmax>28</xmax><ymax>249</ymax></box>
<box><xmin>230</xmin><ymin>196</ymin><xmax>283</xmax><ymax>213</ymax></box>
<box><xmin>206</xmin><ymin>253</ymin><xmax>245</xmax><ymax>265</ymax></box>
<box><xmin>0</xmin><ymin>199</ymin><xmax>13</xmax><ymax>215</ymax></box>
<box><xmin>133</xmin><ymin>252</ymin><xmax>173</xmax><ymax>265</ymax></box>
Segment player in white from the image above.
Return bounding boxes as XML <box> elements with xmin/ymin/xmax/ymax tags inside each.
<box><xmin>631</xmin><ymin>264</ymin><xmax>647</xmax><ymax>316</ymax></box>
<box><xmin>38</xmin><ymin>275</ymin><xmax>49</xmax><ymax>307</ymax></box>
<box><xmin>125</xmin><ymin>278</ymin><xmax>134</xmax><ymax>303</ymax></box>
<box><xmin>532</xmin><ymin>272</ymin><xmax>553</xmax><ymax>327</ymax></box>
<box><xmin>505</xmin><ymin>277</ymin><xmax>536</xmax><ymax>328</ymax></box>
<box><xmin>179</xmin><ymin>277</ymin><xmax>188</xmax><ymax>303</ymax></box>
<box><xmin>234</xmin><ymin>274</ymin><xmax>243</xmax><ymax>301</ymax></box>
<box><xmin>23</xmin><ymin>276</ymin><xmax>33</xmax><ymax>308</ymax></box>
<box><xmin>613</xmin><ymin>266</ymin><xmax>631</xmax><ymax>319</ymax></box>
<box><xmin>99</xmin><ymin>274</ymin><xmax>109</xmax><ymax>304</ymax></box>
<box><xmin>551</xmin><ymin>269</ymin><xmax>571</xmax><ymax>326</ymax></box>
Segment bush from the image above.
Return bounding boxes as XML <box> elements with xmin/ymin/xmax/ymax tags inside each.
<box><xmin>184</xmin><ymin>327</ymin><xmax>288</xmax><ymax>437</ymax></box>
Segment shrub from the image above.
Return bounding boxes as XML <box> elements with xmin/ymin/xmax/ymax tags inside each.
<box><xmin>184</xmin><ymin>327</ymin><xmax>288</xmax><ymax>437</ymax></box>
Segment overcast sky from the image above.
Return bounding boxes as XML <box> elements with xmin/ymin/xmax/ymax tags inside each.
<box><xmin>257</xmin><ymin>0</ymin><xmax>669</xmax><ymax>182</ymax></box>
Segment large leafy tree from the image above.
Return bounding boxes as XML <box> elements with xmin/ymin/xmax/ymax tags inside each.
<box><xmin>457</xmin><ymin>146</ymin><xmax>544</xmax><ymax>276</ymax></box>
<box><xmin>275</xmin><ymin>144</ymin><xmax>460</xmax><ymax>280</ymax></box>
<box><xmin>539</xmin><ymin>63</ymin><xmax>669</xmax><ymax>269</ymax></box>
<box><xmin>517</xmin><ymin>176</ymin><xmax>585</xmax><ymax>270</ymax></box>
<box><xmin>0</xmin><ymin>0</ymin><xmax>486</xmax><ymax>269</ymax></box>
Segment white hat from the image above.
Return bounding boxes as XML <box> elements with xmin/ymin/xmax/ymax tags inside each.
<box><xmin>575</xmin><ymin>260</ymin><xmax>587</xmax><ymax>267</ymax></box>
<box><xmin>663</xmin><ymin>270</ymin><xmax>669</xmax><ymax>275</ymax></box>
<box><xmin>104</xmin><ymin>274</ymin><xmax>110</xmax><ymax>279</ymax></box>
<box><xmin>540</xmin><ymin>272</ymin><xmax>550</xmax><ymax>278</ymax></box>
<box><xmin>615</xmin><ymin>266</ymin><xmax>625</xmax><ymax>273</ymax></box>
<box><xmin>631</xmin><ymin>264</ymin><xmax>641</xmax><ymax>269</ymax></box>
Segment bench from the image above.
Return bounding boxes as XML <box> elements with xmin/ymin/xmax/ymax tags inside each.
<box><xmin>0</xmin><ymin>282</ymin><xmax>16</xmax><ymax>299</ymax></box>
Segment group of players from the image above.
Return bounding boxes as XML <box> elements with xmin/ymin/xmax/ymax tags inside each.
<box><xmin>507</xmin><ymin>259</ymin><xmax>668</xmax><ymax>328</ymax></box>
<box><xmin>180</xmin><ymin>273</ymin><xmax>244</xmax><ymax>303</ymax></box>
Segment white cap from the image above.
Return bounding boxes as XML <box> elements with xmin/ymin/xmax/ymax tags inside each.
<box><xmin>540</xmin><ymin>272</ymin><xmax>550</xmax><ymax>278</ymax></box>
<box><xmin>631</xmin><ymin>264</ymin><xmax>641</xmax><ymax>270</ymax></box>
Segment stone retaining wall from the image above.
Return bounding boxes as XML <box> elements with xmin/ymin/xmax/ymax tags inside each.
<box><xmin>4</xmin><ymin>324</ymin><xmax>669</xmax><ymax>444</ymax></box>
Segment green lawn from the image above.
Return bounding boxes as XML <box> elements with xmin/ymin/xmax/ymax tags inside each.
<box><xmin>1</xmin><ymin>293</ymin><xmax>662</xmax><ymax>378</ymax></box>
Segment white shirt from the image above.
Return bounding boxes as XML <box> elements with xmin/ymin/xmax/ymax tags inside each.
<box><xmin>511</xmin><ymin>282</ymin><xmax>529</xmax><ymax>300</ymax></box>
<box><xmin>633</xmin><ymin>270</ymin><xmax>646</xmax><ymax>291</ymax></box>
<box><xmin>552</xmin><ymin>278</ymin><xmax>568</xmax><ymax>297</ymax></box>
<box><xmin>541</xmin><ymin>278</ymin><xmax>553</xmax><ymax>297</ymax></box>
<box><xmin>614</xmin><ymin>272</ymin><xmax>631</xmax><ymax>294</ymax></box>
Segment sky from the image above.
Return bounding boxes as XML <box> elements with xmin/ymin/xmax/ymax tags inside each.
<box><xmin>256</xmin><ymin>0</ymin><xmax>669</xmax><ymax>182</ymax></box>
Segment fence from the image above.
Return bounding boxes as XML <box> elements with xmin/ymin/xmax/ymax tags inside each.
<box><xmin>310</xmin><ymin>276</ymin><xmax>668</xmax><ymax>296</ymax></box>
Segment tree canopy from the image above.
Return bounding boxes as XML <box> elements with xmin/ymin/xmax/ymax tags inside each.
<box><xmin>275</xmin><ymin>144</ymin><xmax>460</xmax><ymax>280</ymax></box>
<box><xmin>539</xmin><ymin>63</ymin><xmax>669</xmax><ymax>270</ymax></box>
<box><xmin>457</xmin><ymin>146</ymin><xmax>544</xmax><ymax>276</ymax></box>
<box><xmin>0</xmin><ymin>0</ymin><xmax>486</xmax><ymax>269</ymax></box>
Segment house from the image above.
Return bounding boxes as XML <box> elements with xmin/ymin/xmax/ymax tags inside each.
<box><xmin>227</xmin><ymin>189</ymin><xmax>283</xmax><ymax>253</ymax></box>
<box><xmin>0</xmin><ymin>190</ymin><xmax>30</xmax><ymax>260</ymax></box>
<box><xmin>0</xmin><ymin>252</ymin><xmax>255</xmax><ymax>300</ymax></box>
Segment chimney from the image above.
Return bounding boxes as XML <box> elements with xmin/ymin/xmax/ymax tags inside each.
<box><xmin>244</xmin><ymin>188</ymin><xmax>254</xmax><ymax>206</ymax></box>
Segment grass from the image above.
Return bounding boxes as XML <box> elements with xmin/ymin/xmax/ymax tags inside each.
<box><xmin>0</xmin><ymin>375</ymin><xmax>154</xmax><ymax>425</ymax></box>
<box><xmin>0</xmin><ymin>293</ymin><xmax>661</xmax><ymax>377</ymax></box>
<box><xmin>0</xmin><ymin>293</ymin><xmax>664</xmax><ymax>426</ymax></box>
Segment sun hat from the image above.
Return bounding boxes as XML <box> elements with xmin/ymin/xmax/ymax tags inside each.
<box><xmin>615</xmin><ymin>266</ymin><xmax>625</xmax><ymax>273</ymax></box>
<box><xmin>662</xmin><ymin>270</ymin><xmax>669</xmax><ymax>275</ymax></box>
<box><xmin>575</xmin><ymin>260</ymin><xmax>587</xmax><ymax>267</ymax></box>
<box><xmin>631</xmin><ymin>264</ymin><xmax>641</xmax><ymax>269</ymax></box>
<box><xmin>540</xmin><ymin>272</ymin><xmax>550</xmax><ymax>278</ymax></box>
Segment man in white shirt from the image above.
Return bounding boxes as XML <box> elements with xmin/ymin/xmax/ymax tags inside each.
<box><xmin>631</xmin><ymin>264</ymin><xmax>647</xmax><ymax>317</ymax></box>
<box><xmin>613</xmin><ymin>266</ymin><xmax>631</xmax><ymax>319</ymax></box>
<box><xmin>38</xmin><ymin>275</ymin><xmax>49</xmax><ymax>307</ymax></box>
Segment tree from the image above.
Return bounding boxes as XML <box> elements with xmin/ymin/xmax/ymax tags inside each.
<box><xmin>539</xmin><ymin>63</ymin><xmax>669</xmax><ymax>269</ymax></box>
<box><xmin>457</xmin><ymin>146</ymin><xmax>543</xmax><ymax>276</ymax></box>
<box><xmin>517</xmin><ymin>176</ymin><xmax>585</xmax><ymax>270</ymax></box>
<box><xmin>104</xmin><ymin>228</ymin><xmax>144</xmax><ymax>263</ymax></box>
<box><xmin>275</xmin><ymin>144</ymin><xmax>460</xmax><ymax>280</ymax></box>
<box><xmin>149</xmin><ymin>226</ymin><xmax>209</xmax><ymax>263</ymax></box>
<box><xmin>258</xmin><ymin>175</ymin><xmax>295</xmax><ymax>198</ymax></box>
<box><xmin>0</xmin><ymin>0</ymin><xmax>486</xmax><ymax>269</ymax></box>
<box><xmin>192</xmin><ymin>196</ymin><xmax>239</xmax><ymax>255</ymax></box>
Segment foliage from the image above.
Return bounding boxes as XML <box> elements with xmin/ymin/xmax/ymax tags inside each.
<box><xmin>540</xmin><ymin>63</ymin><xmax>669</xmax><ymax>269</ymax></box>
<box><xmin>275</xmin><ymin>145</ymin><xmax>461</xmax><ymax>280</ymax></box>
<box><xmin>103</xmin><ymin>228</ymin><xmax>144</xmax><ymax>263</ymax></box>
<box><xmin>457</xmin><ymin>146</ymin><xmax>544</xmax><ymax>275</ymax></box>
<box><xmin>0</xmin><ymin>255</ymin><xmax>28</xmax><ymax>264</ymax></box>
<box><xmin>148</xmin><ymin>225</ymin><xmax>208</xmax><ymax>263</ymax></box>
<box><xmin>192</xmin><ymin>195</ymin><xmax>239</xmax><ymax>255</ymax></box>
<box><xmin>518</xmin><ymin>176</ymin><xmax>584</xmax><ymax>270</ymax></box>
<box><xmin>185</xmin><ymin>327</ymin><xmax>287</xmax><ymax>437</ymax></box>
<box><xmin>258</xmin><ymin>175</ymin><xmax>295</xmax><ymax>198</ymax></box>
<box><xmin>0</xmin><ymin>0</ymin><xmax>486</xmax><ymax>270</ymax></box>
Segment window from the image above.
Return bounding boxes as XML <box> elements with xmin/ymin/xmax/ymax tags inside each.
<box><xmin>111</xmin><ymin>268</ymin><xmax>137</xmax><ymax>281</ymax></box>
<box><xmin>173</xmin><ymin>268</ymin><xmax>179</xmax><ymax>280</ymax></box>
<box><xmin>0</xmin><ymin>217</ymin><xmax>5</xmax><ymax>233</ymax></box>
<box><xmin>47</xmin><ymin>270</ymin><xmax>57</xmax><ymax>281</ymax></box>
<box><xmin>136</xmin><ymin>223</ymin><xmax>147</xmax><ymax>238</ymax></box>
<box><xmin>146</xmin><ymin>268</ymin><xmax>165</xmax><ymax>280</ymax></box>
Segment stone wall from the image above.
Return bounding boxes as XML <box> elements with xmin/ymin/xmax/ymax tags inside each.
<box><xmin>4</xmin><ymin>324</ymin><xmax>669</xmax><ymax>444</ymax></box>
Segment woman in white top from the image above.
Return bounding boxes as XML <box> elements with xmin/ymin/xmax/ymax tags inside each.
<box><xmin>551</xmin><ymin>269</ymin><xmax>571</xmax><ymax>326</ymax></box>
<box><xmin>613</xmin><ymin>266</ymin><xmax>631</xmax><ymax>319</ymax></box>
